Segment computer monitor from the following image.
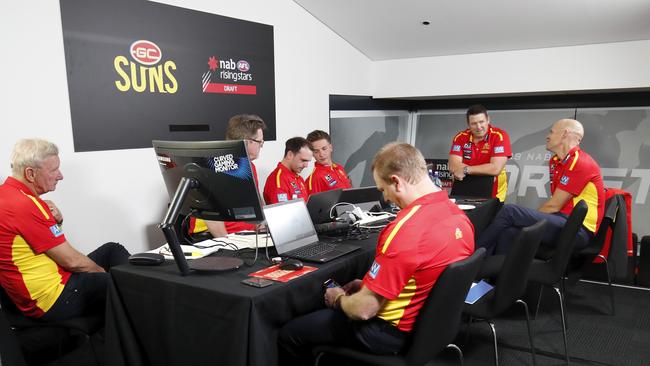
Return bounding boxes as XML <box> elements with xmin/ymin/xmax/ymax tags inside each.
<box><xmin>153</xmin><ymin>140</ymin><xmax>264</xmax><ymax>222</ymax></box>
<box><xmin>152</xmin><ymin>140</ymin><xmax>264</xmax><ymax>275</ymax></box>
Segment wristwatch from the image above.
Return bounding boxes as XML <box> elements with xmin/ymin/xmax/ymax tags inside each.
<box><xmin>463</xmin><ymin>166</ymin><xmax>470</xmax><ymax>176</ymax></box>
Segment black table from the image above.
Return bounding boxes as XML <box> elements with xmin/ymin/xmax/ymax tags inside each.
<box><xmin>105</xmin><ymin>235</ymin><xmax>377</xmax><ymax>366</ymax></box>
<box><xmin>104</xmin><ymin>202</ymin><xmax>496</xmax><ymax>366</ymax></box>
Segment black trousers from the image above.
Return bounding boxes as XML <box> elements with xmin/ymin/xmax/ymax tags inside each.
<box><xmin>278</xmin><ymin>308</ymin><xmax>407</xmax><ymax>366</ymax></box>
<box><xmin>41</xmin><ymin>242</ymin><xmax>130</xmax><ymax>322</ymax></box>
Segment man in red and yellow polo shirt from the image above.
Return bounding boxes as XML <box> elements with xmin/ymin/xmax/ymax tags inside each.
<box><xmin>448</xmin><ymin>104</ymin><xmax>512</xmax><ymax>201</ymax></box>
<box><xmin>263</xmin><ymin>137</ymin><xmax>312</xmax><ymax>204</ymax></box>
<box><xmin>188</xmin><ymin>114</ymin><xmax>266</xmax><ymax>237</ymax></box>
<box><xmin>476</xmin><ymin>119</ymin><xmax>604</xmax><ymax>255</ymax></box>
<box><xmin>306</xmin><ymin>130</ymin><xmax>352</xmax><ymax>196</ymax></box>
<box><xmin>279</xmin><ymin>143</ymin><xmax>474</xmax><ymax>363</ymax></box>
<box><xmin>0</xmin><ymin>139</ymin><xmax>129</xmax><ymax>321</ymax></box>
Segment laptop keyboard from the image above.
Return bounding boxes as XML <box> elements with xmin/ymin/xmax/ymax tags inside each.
<box><xmin>289</xmin><ymin>242</ymin><xmax>336</xmax><ymax>258</ymax></box>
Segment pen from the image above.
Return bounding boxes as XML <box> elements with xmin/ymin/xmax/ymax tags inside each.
<box><xmin>183</xmin><ymin>251</ymin><xmax>202</xmax><ymax>257</ymax></box>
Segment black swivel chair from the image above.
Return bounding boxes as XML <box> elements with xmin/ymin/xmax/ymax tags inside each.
<box><xmin>566</xmin><ymin>196</ymin><xmax>620</xmax><ymax>315</ymax></box>
<box><xmin>0</xmin><ymin>287</ymin><xmax>102</xmax><ymax>365</ymax></box>
<box><xmin>312</xmin><ymin>248</ymin><xmax>487</xmax><ymax>366</ymax></box>
<box><xmin>464</xmin><ymin>219</ymin><xmax>547</xmax><ymax>366</ymax></box>
<box><xmin>464</xmin><ymin>198</ymin><xmax>502</xmax><ymax>239</ymax></box>
<box><xmin>527</xmin><ymin>200</ymin><xmax>588</xmax><ymax>365</ymax></box>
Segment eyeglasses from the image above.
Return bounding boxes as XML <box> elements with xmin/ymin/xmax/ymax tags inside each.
<box><xmin>248</xmin><ymin>138</ymin><xmax>264</xmax><ymax>147</ymax></box>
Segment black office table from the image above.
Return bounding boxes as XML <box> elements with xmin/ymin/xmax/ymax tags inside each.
<box><xmin>105</xmin><ymin>236</ymin><xmax>377</xmax><ymax>366</ymax></box>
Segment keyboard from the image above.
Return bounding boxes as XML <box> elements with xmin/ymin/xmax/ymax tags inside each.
<box><xmin>288</xmin><ymin>242</ymin><xmax>337</xmax><ymax>258</ymax></box>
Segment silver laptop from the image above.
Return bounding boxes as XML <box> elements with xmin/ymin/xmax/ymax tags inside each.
<box><xmin>263</xmin><ymin>199</ymin><xmax>360</xmax><ymax>263</ymax></box>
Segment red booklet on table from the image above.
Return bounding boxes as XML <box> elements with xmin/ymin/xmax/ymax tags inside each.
<box><xmin>249</xmin><ymin>264</ymin><xmax>317</xmax><ymax>282</ymax></box>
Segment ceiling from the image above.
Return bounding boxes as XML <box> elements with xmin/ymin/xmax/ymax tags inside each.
<box><xmin>293</xmin><ymin>0</ymin><xmax>650</xmax><ymax>61</ymax></box>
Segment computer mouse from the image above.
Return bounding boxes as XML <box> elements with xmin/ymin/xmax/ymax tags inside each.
<box><xmin>279</xmin><ymin>259</ymin><xmax>303</xmax><ymax>271</ymax></box>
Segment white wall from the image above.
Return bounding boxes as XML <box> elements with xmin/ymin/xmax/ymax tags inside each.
<box><xmin>371</xmin><ymin>40</ymin><xmax>650</xmax><ymax>98</ymax></box>
<box><xmin>0</xmin><ymin>0</ymin><xmax>371</xmax><ymax>254</ymax></box>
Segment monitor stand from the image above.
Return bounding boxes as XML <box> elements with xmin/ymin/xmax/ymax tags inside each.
<box><xmin>159</xmin><ymin>176</ymin><xmax>243</xmax><ymax>275</ymax></box>
<box><xmin>188</xmin><ymin>256</ymin><xmax>244</xmax><ymax>273</ymax></box>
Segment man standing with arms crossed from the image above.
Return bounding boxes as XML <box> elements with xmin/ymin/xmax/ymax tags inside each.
<box><xmin>448</xmin><ymin>104</ymin><xmax>512</xmax><ymax>201</ymax></box>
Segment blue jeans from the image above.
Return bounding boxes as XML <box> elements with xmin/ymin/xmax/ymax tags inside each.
<box><xmin>476</xmin><ymin>204</ymin><xmax>591</xmax><ymax>255</ymax></box>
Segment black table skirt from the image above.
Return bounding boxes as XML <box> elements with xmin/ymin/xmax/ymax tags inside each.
<box><xmin>104</xmin><ymin>204</ymin><xmax>495</xmax><ymax>366</ymax></box>
<box><xmin>105</xmin><ymin>235</ymin><xmax>377</xmax><ymax>366</ymax></box>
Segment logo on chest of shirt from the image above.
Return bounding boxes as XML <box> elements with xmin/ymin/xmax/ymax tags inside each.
<box><xmin>277</xmin><ymin>193</ymin><xmax>288</xmax><ymax>202</ymax></box>
<box><xmin>455</xmin><ymin>228</ymin><xmax>463</xmax><ymax>239</ymax></box>
<box><xmin>560</xmin><ymin>175</ymin><xmax>570</xmax><ymax>185</ymax></box>
<box><xmin>369</xmin><ymin>261</ymin><xmax>381</xmax><ymax>279</ymax></box>
<box><xmin>325</xmin><ymin>174</ymin><xmax>338</xmax><ymax>187</ymax></box>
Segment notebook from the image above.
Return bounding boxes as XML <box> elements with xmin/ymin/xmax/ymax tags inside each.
<box><xmin>306</xmin><ymin>188</ymin><xmax>343</xmax><ymax>224</ymax></box>
<box><xmin>336</xmin><ymin>186</ymin><xmax>385</xmax><ymax>216</ymax></box>
<box><xmin>263</xmin><ymin>199</ymin><xmax>360</xmax><ymax>263</ymax></box>
<box><xmin>449</xmin><ymin>175</ymin><xmax>494</xmax><ymax>201</ymax></box>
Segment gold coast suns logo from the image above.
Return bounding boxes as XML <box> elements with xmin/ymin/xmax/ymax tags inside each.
<box><xmin>114</xmin><ymin>40</ymin><xmax>178</xmax><ymax>93</ymax></box>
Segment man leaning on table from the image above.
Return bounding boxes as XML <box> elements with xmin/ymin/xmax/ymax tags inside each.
<box><xmin>278</xmin><ymin>142</ymin><xmax>474</xmax><ymax>365</ymax></box>
<box><xmin>448</xmin><ymin>104</ymin><xmax>512</xmax><ymax>202</ymax></box>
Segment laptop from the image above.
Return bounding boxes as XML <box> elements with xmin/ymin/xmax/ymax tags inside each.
<box><xmin>306</xmin><ymin>189</ymin><xmax>343</xmax><ymax>224</ymax></box>
<box><xmin>336</xmin><ymin>186</ymin><xmax>385</xmax><ymax>215</ymax></box>
<box><xmin>449</xmin><ymin>175</ymin><xmax>494</xmax><ymax>201</ymax></box>
<box><xmin>263</xmin><ymin>199</ymin><xmax>360</xmax><ymax>263</ymax></box>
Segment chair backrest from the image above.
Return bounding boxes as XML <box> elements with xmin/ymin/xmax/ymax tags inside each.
<box><xmin>581</xmin><ymin>196</ymin><xmax>619</xmax><ymax>257</ymax></box>
<box><xmin>405</xmin><ymin>248</ymin><xmax>486</xmax><ymax>366</ymax></box>
<box><xmin>465</xmin><ymin>198</ymin><xmax>502</xmax><ymax>238</ymax></box>
<box><xmin>546</xmin><ymin>200</ymin><xmax>588</xmax><ymax>277</ymax></box>
<box><xmin>493</xmin><ymin>220</ymin><xmax>547</xmax><ymax>312</ymax></box>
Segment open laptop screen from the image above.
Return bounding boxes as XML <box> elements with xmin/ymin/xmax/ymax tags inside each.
<box><xmin>263</xmin><ymin>200</ymin><xmax>319</xmax><ymax>254</ymax></box>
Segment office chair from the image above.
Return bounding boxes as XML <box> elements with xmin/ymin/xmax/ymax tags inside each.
<box><xmin>312</xmin><ymin>248</ymin><xmax>486</xmax><ymax>366</ymax></box>
<box><xmin>464</xmin><ymin>198</ymin><xmax>502</xmax><ymax>239</ymax></box>
<box><xmin>0</xmin><ymin>286</ymin><xmax>102</xmax><ymax>365</ymax></box>
<box><xmin>464</xmin><ymin>219</ymin><xmax>547</xmax><ymax>366</ymax></box>
<box><xmin>527</xmin><ymin>200</ymin><xmax>588</xmax><ymax>365</ymax></box>
<box><xmin>566</xmin><ymin>196</ymin><xmax>620</xmax><ymax>315</ymax></box>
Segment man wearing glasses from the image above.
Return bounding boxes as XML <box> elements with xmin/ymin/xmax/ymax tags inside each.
<box><xmin>188</xmin><ymin>114</ymin><xmax>267</xmax><ymax>237</ymax></box>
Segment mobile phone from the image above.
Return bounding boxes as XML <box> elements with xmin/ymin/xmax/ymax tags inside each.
<box><xmin>323</xmin><ymin>279</ymin><xmax>340</xmax><ymax>289</ymax></box>
<box><xmin>242</xmin><ymin>277</ymin><xmax>273</xmax><ymax>288</ymax></box>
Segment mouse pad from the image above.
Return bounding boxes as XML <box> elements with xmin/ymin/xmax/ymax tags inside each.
<box><xmin>249</xmin><ymin>264</ymin><xmax>317</xmax><ymax>282</ymax></box>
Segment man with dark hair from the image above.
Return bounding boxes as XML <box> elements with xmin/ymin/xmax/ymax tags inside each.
<box><xmin>263</xmin><ymin>137</ymin><xmax>313</xmax><ymax>204</ymax></box>
<box><xmin>306</xmin><ymin>129</ymin><xmax>351</xmax><ymax>196</ymax></box>
<box><xmin>477</xmin><ymin>119</ymin><xmax>604</xmax><ymax>255</ymax></box>
<box><xmin>448</xmin><ymin>104</ymin><xmax>512</xmax><ymax>201</ymax></box>
<box><xmin>0</xmin><ymin>139</ymin><xmax>130</xmax><ymax>322</ymax></box>
<box><xmin>278</xmin><ymin>143</ymin><xmax>474</xmax><ymax>365</ymax></box>
<box><xmin>189</xmin><ymin>114</ymin><xmax>267</xmax><ymax>237</ymax></box>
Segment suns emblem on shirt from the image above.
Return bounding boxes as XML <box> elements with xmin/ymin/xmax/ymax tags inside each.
<box><xmin>455</xmin><ymin>228</ymin><xmax>463</xmax><ymax>239</ymax></box>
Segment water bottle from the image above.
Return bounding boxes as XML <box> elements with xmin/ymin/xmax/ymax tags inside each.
<box><xmin>432</xmin><ymin>171</ymin><xmax>443</xmax><ymax>189</ymax></box>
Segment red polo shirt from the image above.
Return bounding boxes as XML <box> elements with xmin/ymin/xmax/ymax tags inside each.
<box><xmin>0</xmin><ymin>177</ymin><xmax>70</xmax><ymax>317</ymax></box>
<box><xmin>363</xmin><ymin>190</ymin><xmax>474</xmax><ymax>332</ymax></box>
<box><xmin>263</xmin><ymin>162</ymin><xmax>308</xmax><ymax>204</ymax></box>
<box><xmin>449</xmin><ymin>125</ymin><xmax>511</xmax><ymax>201</ymax></box>
<box><xmin>307</xmin><ymin>162</ymin><xmax>352</xmax><ymax>196</ymax></box>
<box><xmin>549</xmin><ymin>146</ymin><xmax>604</xmax><ymax>233</ymax></box>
